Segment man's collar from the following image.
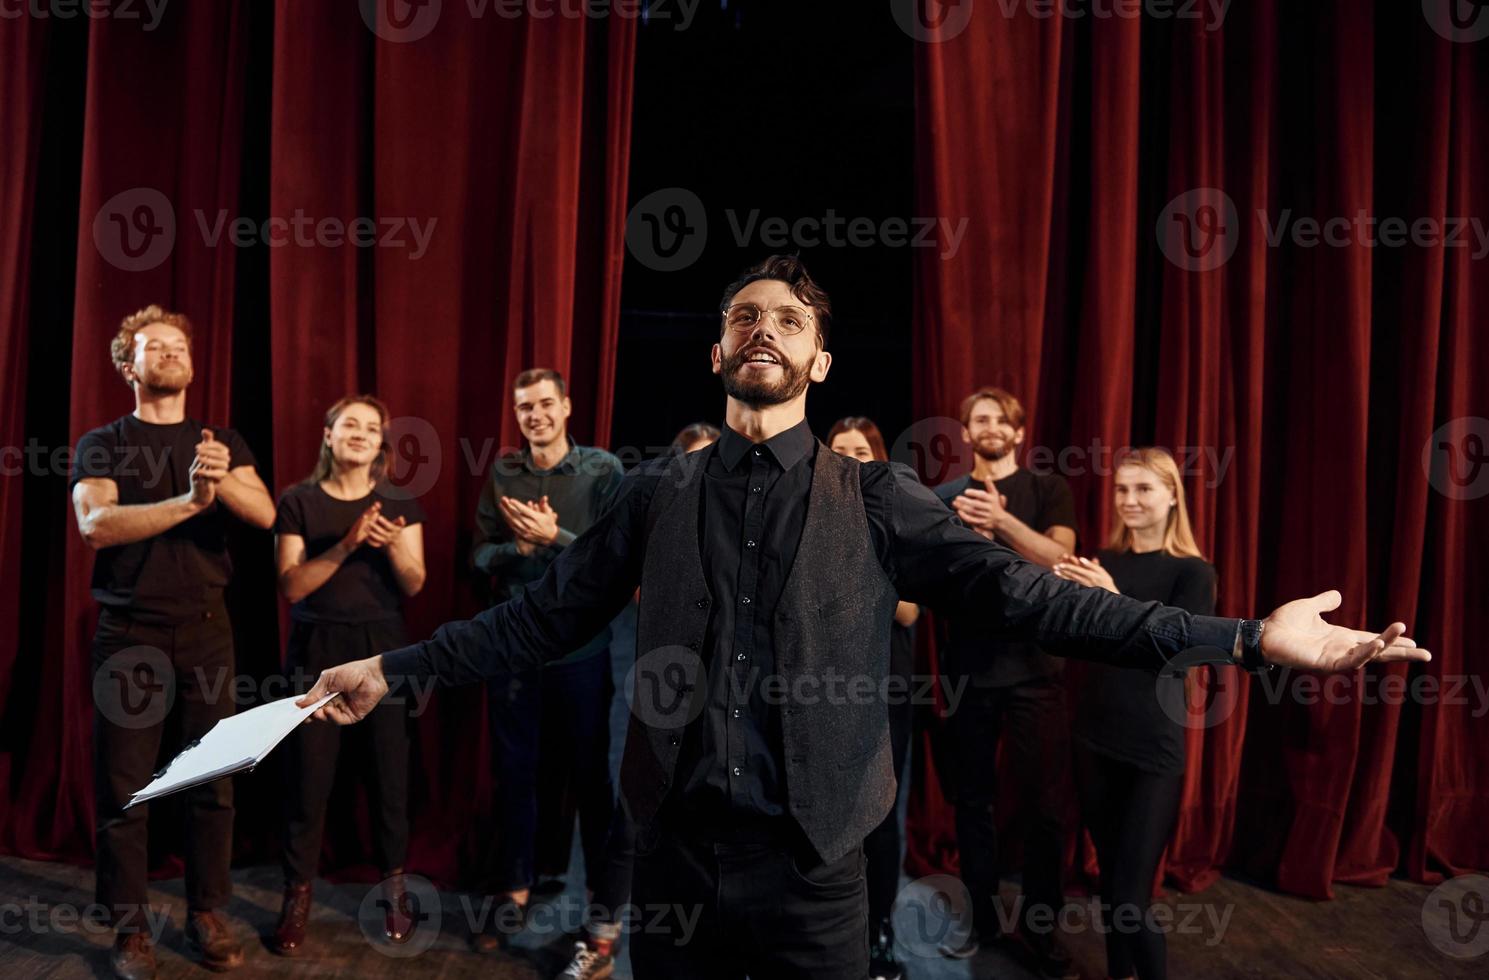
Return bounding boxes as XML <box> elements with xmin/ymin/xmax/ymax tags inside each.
<box><xmin>718</xmin><ymin>418</ymin><xmax>815</xmax><ymax>472</ymax></box>
<box><xmin>523</xmin><ymin>437</ymin><xmax>579</xmax><ymax>475</ymax></box>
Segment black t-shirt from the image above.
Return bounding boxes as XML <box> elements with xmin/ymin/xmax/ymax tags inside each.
<box><xmin>275</xmin><ymin>483</ymin><xmax>426</xmax><ymax>624</ymax></box>
<box><xmin>934</xmin><ymin>468</ymin><xmax>1077</xmax><ymax>686</ymax></box>
<box><xmin>1072</xmin><ymin>549</ymin><xmax>1217</xmax><ymax>774</ymax></box>
<box><xmin>70</xmin><ymin>415</ymin><xmax>256</xmax><ymax>621</ymax></box>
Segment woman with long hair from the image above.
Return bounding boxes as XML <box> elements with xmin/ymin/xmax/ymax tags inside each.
<box><xmin>267</xmin><ymin>395</ymin><xmax>427</xmax><ymax>955</ymax></box>
<box><xmin>826</xmin><ymin>416</ymin><xmax>920</xmax><ymax>980</ymax></box>
<box><xmin>1053</xmin><ymin>448</ymin><xmax>1216</xmax><ymax>980</ymax></box>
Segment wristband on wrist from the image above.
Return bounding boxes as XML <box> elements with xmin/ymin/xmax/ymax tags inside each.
<box><xmin>1234</xmin><ymin>618</ymin><xmax>1270</xmax><ymax>672</ymax></box>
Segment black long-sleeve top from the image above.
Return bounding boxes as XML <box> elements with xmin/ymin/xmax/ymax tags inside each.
<box><xmin>1073</xmin><ymin>548</ymin><xmax>1219</xmax><ymax>774</ymax></box>
<box><xmin>383</xmin><ymin>421</ymin><xmax>1243</xmax><ymax>818</ymax></box>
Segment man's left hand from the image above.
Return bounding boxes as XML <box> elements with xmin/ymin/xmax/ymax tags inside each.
<box><xmin>1260</xmin><ymin>590</ymin><xmax>1430</xmax><ymax>671</ymax></box>
<box><xmin>499</xmin><ymin>495</ymin><xmax>560</xmax><ymax>547</ymax></box>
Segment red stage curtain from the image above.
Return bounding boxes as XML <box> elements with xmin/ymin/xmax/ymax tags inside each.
<box><xmin>908</xmin><ymin>0</ymin><xmax>1488</xmax><ymax>898</ymax></box>
<box><xmin>0</xmin><ymin>4</ymin><xmax>635</xmax><ymax>888</ymax></box>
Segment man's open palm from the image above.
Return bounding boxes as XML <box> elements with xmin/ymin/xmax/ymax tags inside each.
<box><xmin>1261</xmin><ymin>590</ymin><xmax>1430</xmax><ymax>671</ymax></box>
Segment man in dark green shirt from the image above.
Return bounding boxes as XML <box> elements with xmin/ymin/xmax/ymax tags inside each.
<box><xmin>467</xmin><ymin>368</ymin><xmax>624</xmax><ymax>953</ymax></box>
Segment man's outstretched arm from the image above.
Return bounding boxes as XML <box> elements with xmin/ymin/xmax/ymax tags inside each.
<box><xmin>298</xmin><ymin>464</ymin><xmax>658</xmax><ymax>724</ymax></box>
<box><xmin>881</xmin><ymin>464</ymin><xmax>1429</xmax><ymax>673</ymax></box>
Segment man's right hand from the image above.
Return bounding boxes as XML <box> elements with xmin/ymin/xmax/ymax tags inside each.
<box><xmin>189</xmin><ymin>429</ymin><xmax>230</xmax><ymax>508</ymax></box>
<box><xmin>298</xmin><ymin>655</ymin><xmax>389</xmax><ymax>725</ymax></box>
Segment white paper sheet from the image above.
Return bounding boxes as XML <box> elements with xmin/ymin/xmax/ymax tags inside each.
<box><xmin>125</xmin><ymin>693</ymin><xmax>339</xmax><ymax>808</ymax></box>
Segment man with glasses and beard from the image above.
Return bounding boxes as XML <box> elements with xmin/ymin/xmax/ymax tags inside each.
<box><xmin>932</xmin><ymin>388</ymin><xmax>1080</xmax><ymax>977</ymax></box>
<box><xmin>296</xmin><ymin>255</ymin><xmax>1428</xmax><ymax>980</ymax></box>
<box><xmin>70</xmin><ymin>306</ymin><xmax>275</xmax><ymax>979</ymax></box>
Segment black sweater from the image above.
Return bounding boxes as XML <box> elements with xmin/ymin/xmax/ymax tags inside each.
<box><xmin>1072</xmin><ymin>549</ymin><xmax>1217</xmax><ymax>774</ymax></box>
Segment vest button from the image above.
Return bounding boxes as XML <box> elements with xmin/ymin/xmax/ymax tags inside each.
<box><xmin>696</xmin><ymin>598</ymin><xmax>708</xmax><ymax>608</ymax></box>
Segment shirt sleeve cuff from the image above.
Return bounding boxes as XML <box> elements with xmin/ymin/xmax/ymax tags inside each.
<box><xmin>382</xmin><ymin>645</ymin><xmax>431</xmax><ymax>684</ymax></box>
<box><xmin>1189</xmin><ymin>615</ymin><xmax>1242</xmax><ymax>657</ymax></box>
<box><xmin>554</xmin><ymin>527</ymin><xmax>577</xmax><ymax>547</ymax></box>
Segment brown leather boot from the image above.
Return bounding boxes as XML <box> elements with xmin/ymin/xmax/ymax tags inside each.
<box><xmin>268</xmin><ymin>880</ymin><xmax>313</xmax><ymax>956</ymax></box>
<box><xmin>185</xmin><ymin>909</ymin><xmax>245</xmax><ymax>972</ymax></box>
<box><xmin>109</xmin><ymin>931</ymin><xmax>157</xmax><ymax>980</ymax></box>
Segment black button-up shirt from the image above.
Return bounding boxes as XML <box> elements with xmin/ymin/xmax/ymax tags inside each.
<box><xmin>384</xmin><ymin>420</ymin><xmax>1243</xmax><ymax>830</ymax></box>
<box><xmin>674</xmin><ymin>419</ymin><xmax>816</xmax><ymax>831</ymax></box>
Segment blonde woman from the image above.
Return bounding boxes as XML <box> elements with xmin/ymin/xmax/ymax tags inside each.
<box><xmin>1054</xmin><ymin>448</ymin><xmax>1215</xmax><ymax>980</ymax></box>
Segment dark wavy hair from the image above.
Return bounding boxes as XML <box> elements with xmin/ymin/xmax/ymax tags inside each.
<box><xmin>719</xmin><ymin>254</ymin><xmax>833</xmax><ymax>349</ymax></box>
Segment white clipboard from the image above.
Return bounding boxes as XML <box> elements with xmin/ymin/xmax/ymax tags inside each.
<box><xmin>125</xmin><ymin>693</ymin><xmax>340</xmax><ymax>808</ymax></box>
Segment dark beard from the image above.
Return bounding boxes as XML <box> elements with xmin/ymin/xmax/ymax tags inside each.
<box><xmin>973</xmin><ymin>436</ymin><xmax>1012</xmax><ymax>463</ymax></box>
<box><xmin>719</xmin><ymin>347</ymin><xmax>812</xmax><ymax>407</ymax></box>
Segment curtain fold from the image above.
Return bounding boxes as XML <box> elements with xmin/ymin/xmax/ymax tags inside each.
<box><xmin>909</xmin><ymin>0</ymin><xmax>1488</xmax><ymax>897</ymax></box>
<box><xmin>0</xmin><ymin>4</ymin><xmax>636</xmax><ymax>888</ymax></box>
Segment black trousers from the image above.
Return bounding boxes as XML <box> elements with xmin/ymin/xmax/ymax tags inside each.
<box><xmin>864</xmin><ymin>689</ymin><xmax>913</xmax><ymax>931</ymax></box>
<box><xmin>630</xmin><ymin>829</ymin><xmax>869</xmax><ymax>980</ymax></box>
<box><xmin>486</xmin><ymin>649</ymin><xmax>613</xmax><ymax>893</ymax></box>
<box><xmin>92</xmin><ymin>603</ymin><xmax>235</xmax><ymax>928</ymax></box>
<box><xmin>942</xmin><ymin>674</ymin><xmax>1071</xmax><ymax>937</ymax></box>
<box><xmin>588</xmin><ymin>800</ymin><xmax>637</xmax><ymax>926</ymax></box>
<box><xmin>1074</xmin><ymin>744</ymin><xmax>1184</xmax><ymax>980</ymax></box>
<box><xmin>281</xmin><ymin>618</ymin><xmax>410</xmax><ymax>882</ymax></box>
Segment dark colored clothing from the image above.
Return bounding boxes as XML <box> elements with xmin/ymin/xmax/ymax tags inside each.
<box><xmin>865</xmin><ymin>622</ymin><xmax>914</xmax><ymax>931</ymax></box>
<box><xmin>281</xmin><ymin>619</ymin><xmax>410</xmax><ymax>881</ymax></box>
<box><xmin>629</xmin><ymin>831</ymin><xmax>869</xmax><ymax>980</ymax></box>
<box><xmin>273</xmin><ymin>484</ymin><xmax>426</xmax><ymax>625</ymax></box>
<box><xmin>469</xmin><ymin>437</ymin><xmax>620</xmax><ymax>892</ymax></box>
<box><xmin>1074</xmin><ymin>745</ymin><xmax>1185</xmax><ymax>980</ymax></box>
<box><xmin>70</xmin><ymin>415</ymin><xmax>255</xmax><ymax>622</ymax></box>
<box><xmin>942</xmin><ymin>676</ymin><xmax>1071</xmax><ymax>936</ymax></box>
<box><xmin>487</xmin><ymin>652</ymin><xmax>613</xmax><ymax>892</ymax></box>
<box><xmin>471</xmin><ymin>437</ymin><xmax>625</xmax><ymax>597</ymax></box>
<box><xmin>1073</xmin><ymin>550</ymin><xmax>1217</xmax><ymax>775</ymax></box>
<box><xmin>383</xmin><ymin>427</ymin><xmax>1243</xmax><ymax>863</ymax></box>
<box><xmin>92</xmin><ymin>602</ymin><xmax>235</xmax><ymax>925</ymax></box>
<box><xmin>589</xmin><ymin>799</ymin><xmax>639</xmax><ymax>928</ymax></box>
<box><xmin>934</xmin><ymin>468</ymin><xmax>1077</xmax><ymax>686</ymax></box>
<box><xmin>671</xmin><ymin>421</ymin><xmax>816</xmax><ymax>829</ymax></box>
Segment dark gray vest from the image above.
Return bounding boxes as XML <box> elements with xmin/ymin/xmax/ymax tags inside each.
<box><xmin>620</xmin><ymin>441</ymin><xmax>900</xmax><ymax>861</ymax></box>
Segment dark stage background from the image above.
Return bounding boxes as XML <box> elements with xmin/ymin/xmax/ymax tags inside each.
<box><xmin>1</xmin><ymin>0</ymin><xmax>1484</xmax><ymax>906</ymax></box>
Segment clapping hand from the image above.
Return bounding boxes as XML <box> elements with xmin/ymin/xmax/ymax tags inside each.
<box><xmin>952</xmin><ymin>479</ymin><xmax>1008</xmax><ymax>540</ymax></box>
<box><xmin>499</xmin><ymin>495</ymin><xmax>559</xmax><ymax>551</ymax></box>
<box><xmin>188</xmin><ymin>429</ymin><xmax>231</xmax><ymax>507</ymax></box>
<box><xmin>1052</xmin><ymin>553</ymin><xmax>1119</xmax><ymax>594</ymax></box>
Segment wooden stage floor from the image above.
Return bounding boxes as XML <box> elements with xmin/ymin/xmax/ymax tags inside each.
<box><xmin>0</xmin><ymin>854</ymin><xmax>1481</xmax><ymax>978</ymax></box>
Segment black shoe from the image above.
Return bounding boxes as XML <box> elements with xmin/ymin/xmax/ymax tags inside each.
<box><xmin>531</xmin><ymin>875</ymin><xmax>567</xmax><ymax>898</ymax></box>
<box><xmin>869</xmin><ymin>917</ymin><xmax>903</xmax><ymax>980</ymax></box>
<box><xmin>471</xmin><ymin>896</ymin><xmax>526</xmax><ymax>953</ymax></box>
<box><xmin>937</xmin><ymin>926</ymin><xmax>980</xmax><ymax>959</ymax></box>
<box><xmin>1017</xmin><ymin>928</ymin><xmax>1079</xmax><ymax>980</ymax></box>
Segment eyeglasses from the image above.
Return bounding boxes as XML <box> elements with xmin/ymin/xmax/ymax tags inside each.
<box><xmin>721</xmin><ymin>303</ymin><xmax>815</xmax><ymax>336</ymax></box>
